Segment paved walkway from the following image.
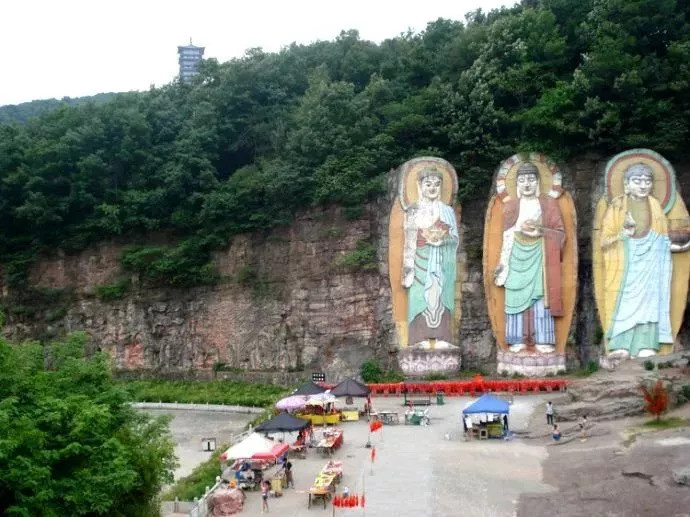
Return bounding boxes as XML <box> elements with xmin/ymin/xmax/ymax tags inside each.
<box><xmin>141</xmin><ymin>409</ymin><xmax>256</xmax><ymax>481</ymax></box>
<box><xmin>228</xmin><ymin>395</ymin><xmax>555</xmax><ymax>517</ymax></box>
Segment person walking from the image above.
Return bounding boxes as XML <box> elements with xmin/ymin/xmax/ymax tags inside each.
<box><xmin>546</xmin><ymin>401</ymin><xmax>554</xmax><ymax>425</ymax></box>
<box><xmin>579</xmin><ymin>415</ymin><xmax>588</xmax><ymax>442</ymax></box>
<box><xmin>261</xmin><ymin>480</ymin><xmax>270</xmax><ymax>513</ymax></box>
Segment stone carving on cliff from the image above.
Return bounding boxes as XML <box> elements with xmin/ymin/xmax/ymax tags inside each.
<box><xmin>484</xmin><ymin>153</ymin><xmax>577</xmax><ymax>376</ymax></box>
<box><xmin>388</xmin><ymin>157</ymin><xmax>462</xmax><ymax>375</ymax></box>
<box><xmin>594</xmin><ymin>149</ymin><xmax>690</xmax><ymax>367</ymax></box>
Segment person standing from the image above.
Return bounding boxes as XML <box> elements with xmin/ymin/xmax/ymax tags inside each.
<box><xmin>261</xmin><ymin>480</ymin><xmax>270</xmax><ymax>513</ymax></box>
<box><xmin>284</xmin><ymin>460</ymin><xmax>294</xmax><ymax>488</ymax></box>
<box><xmin>464</xmin><ymin>415</ymin><xmax>473</xmax><ymax>440</ymax></box>
<box><xmin>546</xmin><ymin>401</ymin><xmax>554</xmax><ymax>425</ymax></box>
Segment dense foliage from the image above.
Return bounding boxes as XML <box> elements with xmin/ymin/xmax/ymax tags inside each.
<box><xmin>3</xmin><ymin>0</ymin><xmax>690</xmax><ymax>286</ymax></box>
<box><xmin>0</xmin><ymin>333</ymin><xmax>177</xmax><ymax>516</ymax></box>
<box><xmin>0</xmin><ymin>93</ymin><xmax>117</xmax><ymax>124</ymax></box>
<box><xmin>122</xmin><ymin>379</ymin><xmax>288</xmax><ymax>407</ymax></box>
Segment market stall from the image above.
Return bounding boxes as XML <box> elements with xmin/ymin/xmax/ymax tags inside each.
<box><xmin>330</xmin><ymin>378</ymin><xmax>370</xmax><ymax>421</ymax></box>
<box><xmin>462</xmin><ymin>394</ymin><xmax>510</xmax><ymax>439</ymax></box>
<box><xmin>219</xmin><ymin>433</ymin><xmax>289</xmax><ymax>490</ymax></box>
<box><xmin>292</xmin><ymin>380</ymin><xmax>327</xmax><ymax>396</ymax></box>
<box><xmin>315</xmin><ymin>428</ymin><xmax>344</xmax><ymax>456</ymax></box>
<box><xmin>255</xmin><ymin>411</ymin><xmax>312</xmax><ymax>459</ymax></box>
<box><xmin>307</xmin><ymin>460</ymin><xmax>343</xmax><ymax>509</ymax></box>
<box><xmin>296</xmin><ymin>392</ymin><xmax>341</xmax><ymax>425</ymax></box>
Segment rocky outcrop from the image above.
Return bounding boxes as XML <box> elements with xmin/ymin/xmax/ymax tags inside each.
<box><xmin>1</xmin><ymin>155</ymin><xmax>689</xmax><ymax>379</ymax></box>
<box><xmin>2</xmin><ymin>205</ymin><xmax>393</xmax><ymax>381</ymax></box>
<box><xmin>550</xmin><ymin>358</ymin><xmax>690</xmax><ymax>421</ymax></box>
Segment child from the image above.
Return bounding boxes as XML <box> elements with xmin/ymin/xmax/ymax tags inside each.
<box><xmin>552</xmin><ymin>424</ymin><xmax>561</xmax><ymax>442</ymax></box>
<box><xmin>261</xmin><ymin>480</ymin><xmax>270</xmax><ymax>513</ymax></box>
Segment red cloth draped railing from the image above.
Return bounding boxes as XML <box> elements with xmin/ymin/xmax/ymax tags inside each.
<box><xmin>366</xmin><ymin>378</ymin><xmax>567</xmax><ymax>396</ymax></box>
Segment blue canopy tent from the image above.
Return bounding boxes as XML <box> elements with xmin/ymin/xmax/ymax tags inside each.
<box><xmin>462</xmin><ymin>394</ymin><xmax>510</xmax><ymax>415</ymax></box>
<box><xmin>462</xmin><ymin>394</ymin><xmax>511</xmax><ymax>438</ymax></box>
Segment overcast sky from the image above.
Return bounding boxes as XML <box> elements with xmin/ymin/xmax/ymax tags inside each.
<box><xmin>1</xmin><ymin>0</ymin><xmax>515</xmax><ymax>107</ymax></box>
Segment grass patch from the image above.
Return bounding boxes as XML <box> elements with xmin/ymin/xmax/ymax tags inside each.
<box><xmin>162</xmin><ymin>447</ymin><xmax>226</xmax><ymax>501</ymax></box>
<box><xmin>121</xmin><ymin>380</ymin><xmax>288</xmax><ymax>407</ymax></box>
<box><xmin>642</xmin><ymin>417</ymin><xmax>688</xmax><ymax>429</ymax></box>
<box><xmin>571</xmin><ymin>360</ymin><xmax>600</xmax><ymax>377</ymax></box>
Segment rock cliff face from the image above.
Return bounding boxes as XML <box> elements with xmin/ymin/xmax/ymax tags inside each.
<box><xmin>1</xmin><ymin>155</ymin><xmax>688</xmax><ymax>379</ymax></box>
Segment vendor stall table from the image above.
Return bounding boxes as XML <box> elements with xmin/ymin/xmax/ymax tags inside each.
<box><xmin>378</xmin><ymin>411</ymin><xmax>399</xmax><ymax>425</ymax></box>
<box><xmin>340</xmin><ymin>408</ymin><xmax>360</xmax><ymax>421</ymax></box>
<box><xmin>307</xmin><ymin>460</ymin><xmax>343</xmax><ymax>509</ymax></box>
<box><xmin>316</xmin><ymin>429</ymin><xmax>343</xmax><ymax>456</ymax></box>
<box><xmin>308</xmin><ymin>487</ymin><xmax>331</xmax><ymax>509</ymax></box>
<box><xmin>298</xmin><ymin>413</ymin><xmax>341</xmax><ymax>426</ymax></box>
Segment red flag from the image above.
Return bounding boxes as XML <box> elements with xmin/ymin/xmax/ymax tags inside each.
<box><xmin>369</xmin><ymin>420</ymin><xmax>383</xmax><ymax>432</ymax></box>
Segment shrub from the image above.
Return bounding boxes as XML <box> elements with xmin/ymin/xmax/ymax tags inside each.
<box><xmin>334</xmin><ymin>239</ymin><xmax>377</xmax><ymax>271</ymax></box>
<box><xmin>122</xmin><ymin>380</ymin><xmax>288</xmax><ymax>407</ymax></box>
<box><xmin>96</xmin><ymin>278</ymin><xmax>131</xmax><ymax>301</ymax></box>
<box><xmin>640</xmin><ymin>379</ymin><xmax>668</xmax><ymax>422</ymax></box>
<box><xmin>643</xmin><ymin>360</ymin><xmax>655</xmax><ymax>371</ymax></box>
<box><xmin>677</xmin><ymin>385</ymin><xmax>690</xmax><ymax>405</ymax></box>
<box><xmin>424</xmin><ymin>372</ymin><xmax>448</xmax><ymax>381</ymax></box>
<box><xmin>360</xmin><ymin>359</ymin><xmax>383</xmax><ymax>383</ymax></box>
<box><xmin>121</xmin><ymin>241</ymin><xmax>219</xmax><ymax>288</ymax></box>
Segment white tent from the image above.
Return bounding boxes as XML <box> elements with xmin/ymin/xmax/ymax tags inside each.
<box><xmin>219</xmin><ymin>433</ymin><xmax>275</xmax><ymax>462</ymax></box>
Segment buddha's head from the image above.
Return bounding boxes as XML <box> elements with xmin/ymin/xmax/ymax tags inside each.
<box><xmin>516</xmin><ymin>162</ymin><xmax>540</xmax><ymax>199</ymax></box>
<box><xmin>624</xmin><ymin>162</ymin><xmax>654</xmax><ymax>199</ymax></box>
<box><xmin>418</xmin><ymin>167</ymin><xmax>443</xmax><ymax>202</ymax></box>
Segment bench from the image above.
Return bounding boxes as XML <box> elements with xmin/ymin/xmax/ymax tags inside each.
<box><xmin>403</xmin><ymin>393</ymin><xmax>431</xmax><ymax>407</ymax></box>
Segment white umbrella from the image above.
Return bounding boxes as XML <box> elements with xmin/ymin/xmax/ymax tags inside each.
<box><xmin>219</xmin><ymin>433</ymin><xmax>274</xmax><ymax>462</ymax></box>
<box><xmin>306</xmin><ymin>392</ymin><xmax>336</xmax><ymax>406</ymax></box>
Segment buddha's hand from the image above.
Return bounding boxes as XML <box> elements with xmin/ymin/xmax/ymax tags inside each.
<box><xmin>403</xmin><ymin>266</ymin><xmax>414</xmax><ymax>288</ymax></box>
<box><xmin>494</xmin><ymin>265</ymin><xmax>506</xmax><ymax>286</ymax></box>
<box><xmin>622</xmin><ymin>211</ymin><xmax>636</xmax><ymax>237</ymax></box>
<box><xmin>520</xmin><ymin>219</ymin><xmax>542</xmax><ymax>237</ymax></box>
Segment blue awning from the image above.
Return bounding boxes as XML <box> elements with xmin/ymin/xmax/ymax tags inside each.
<box><xmin>462</xmin><ymin>394</ymin><xmax>510</xmax><ymax>415</ymax></box>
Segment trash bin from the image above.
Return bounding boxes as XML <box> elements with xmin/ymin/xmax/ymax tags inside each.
<box><xmin>436</xmin><ymin>391</ymin><xmax>445</xmax><ymax>405</ymax></box>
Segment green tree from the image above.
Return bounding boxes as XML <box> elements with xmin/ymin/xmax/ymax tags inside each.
<box><xmin>0</xmin><ymin>333</ymin><xmax>177</xmax><ymax>516</ymax></box>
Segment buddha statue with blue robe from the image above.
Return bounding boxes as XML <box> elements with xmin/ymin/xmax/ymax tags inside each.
<box><xmin>402</xmin><ymin>167</ymin><xmax>459</xmax><ymax>348</ymax></box>
<box><xmin>601</xmin><ymin>162</ymin><xmax>690</xmax><ymax>359</ymax></box>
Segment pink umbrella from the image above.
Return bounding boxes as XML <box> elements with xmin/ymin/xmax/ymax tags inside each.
<box><xmin>276</xmin><ymin>395</ymin><xmax>308</xmax><ymax>411</ymax></box>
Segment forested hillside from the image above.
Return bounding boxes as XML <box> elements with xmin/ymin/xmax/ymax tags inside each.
<box><xmin>0</xmin><ymin>93</ymin><xmax>117</xmax><ymax>124</ymax></box>
<box><xmin>2</xmin><ymin>0</ymin><xmax>689</xmax><ymax>289</ymax></box>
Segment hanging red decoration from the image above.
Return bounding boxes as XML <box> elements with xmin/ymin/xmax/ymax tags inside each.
<box><xmin>369</xmin><ymin>420</ymin><xmax>383</xmax><ymax>432</ymax></box>
<box><xmin>360</xmin><ymin>494</ymin><xmax>365</xmax><ymax>507</ymax></box>
<box><xmin>370</xmin><ymin>446</ymin><xmax>376</xmax><ymax>463</ymax></box>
